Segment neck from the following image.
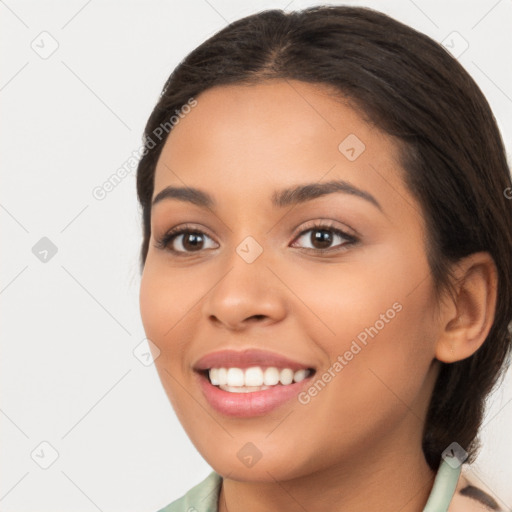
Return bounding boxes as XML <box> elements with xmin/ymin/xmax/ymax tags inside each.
<box><xmin>218</xmin><ymin>434</ymin><xmax>436</xmax><ymax>512</ymax></box>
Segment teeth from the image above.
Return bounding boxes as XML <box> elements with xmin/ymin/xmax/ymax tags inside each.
<box><xmin>207</xmin><ymin>366</ymin><xmax>312</xmax><ymax>389</ymax></box>
<box><xmin>209</xmin><ymin>368</ymin><xmax>227</xmax><ymax>386</ymax></box>
<box><xmin>210</xmin><ymin>368</ymin><xmax>220</xmax><ymax>385</ymax></box>
<box><xmin>279</xmin><ymin>368</ymin><xmax>294</xmax><ymax>385</ymax></box>
<box><xmin>293</xmin><ymin>369</ymin><xmax>308</xmax><ymax>382</ymax></box>
<box><xmin>217</xmin><ymin>368</ymin><xmax>227</xmax><ymax>386</ymax></box>
<box><xmin>245</xmin><ymin>367</ymin><xmax>263</xmax><ymax>387</ymax></box>
<box><xmin>226</xmin><ymin>368</ymin><xmax>244</xmax><ymax>387</ymax></box>
<box><xmin>219</xmin><ymin>384</ymin><xmax>271</xmax><ymax>393</ymax></box>
<box><xmin>263</xmin><ymin>367</ymin><xmax>280</xmax><ymax>385</ymax></box>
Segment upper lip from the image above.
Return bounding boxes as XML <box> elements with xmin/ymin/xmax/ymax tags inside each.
<box><xmin>193</xmin><ymin>348</ymin><xmax>315</xmax><ymax>372</ymax></box>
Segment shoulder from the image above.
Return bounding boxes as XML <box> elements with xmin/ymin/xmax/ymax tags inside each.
<box><xmin>155</xmin><ymin>471</ymin><xmax>222</xmax><ymax>512</ymax></box>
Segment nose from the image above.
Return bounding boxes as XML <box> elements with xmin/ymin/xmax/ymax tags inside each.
<box><xmin>201</xmin><ymin>250</ymin><xmax>288</xmax><ymax>331</ymax></box>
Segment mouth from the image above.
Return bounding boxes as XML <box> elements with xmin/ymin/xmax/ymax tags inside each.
<box><xmin>194</xmin><ymin>365</ymin><xmax>317</xmax><ymax>417</ymax></box>
<box><xmin>192</xmin><ymin>348</ymin><xmax>317</xmax><ymax>417</ymax></box>
<box><xmin>197</xmin><ymin>366</ymin><xmax>316</xmax><ymax>392</ymax></box>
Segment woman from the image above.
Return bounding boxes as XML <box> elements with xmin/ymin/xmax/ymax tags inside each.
<box><xmin>136</xmin><ymin>5</ymin><xmax>512</xmax><ymax>511</ymax></box>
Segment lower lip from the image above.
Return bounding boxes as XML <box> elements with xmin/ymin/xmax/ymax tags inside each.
<box><xmin>196</xmin><ymin>371</ymin><xmax>314</xmax><ymax>417</ymax></box>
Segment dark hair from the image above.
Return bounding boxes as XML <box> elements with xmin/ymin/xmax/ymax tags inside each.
<box><xmin>136</xmin><ymin>5</ymin><xmax>512</xmax><ymax>470</ymax></box>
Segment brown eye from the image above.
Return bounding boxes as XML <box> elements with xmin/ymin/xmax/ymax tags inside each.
<box><xmin>310</xmin><ymin>229</ymin><xmax>334</xmax><ymax>249</ymax></box>
<box><xmin>292</xmin><ymin>225</ymin><xmax>356</xmax><ymax>252</ymax></box>
<box><xmin>181</xmin><ymin>232</ymin><xmax>206</xmax><ymax>251</ymax></box>
<box><xmin>157</xmin><ymin>228</ymin><xmax>218</xmax><ymax>254</ymax></box>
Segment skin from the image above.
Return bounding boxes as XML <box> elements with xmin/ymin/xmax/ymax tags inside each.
<box><xmin>139</xmin><ymin>79</ymin><xmax>497</xmax><ymax>512</ymax></box>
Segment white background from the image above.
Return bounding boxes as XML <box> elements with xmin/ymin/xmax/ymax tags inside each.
<box><xmin>1</xmin><ymin>1</ymin><xmax>511</xmax><ymax>511</ymax></box>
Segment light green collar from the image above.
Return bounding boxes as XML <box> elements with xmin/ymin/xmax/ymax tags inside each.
<box><xmin>161</xmin><ymin>457</ymin><xmax>461</xmax><ymax>511</ymax></box>
<box><xmin>423</xmin><ymin>458</ymin><xmax>462</xmax><ymax>511</ymax></box>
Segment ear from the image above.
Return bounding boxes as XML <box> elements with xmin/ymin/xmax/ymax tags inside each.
<box><xmin>435</xmin><ymin>252</ymin><xmax>498</xmax><ymax>363</ymax></box>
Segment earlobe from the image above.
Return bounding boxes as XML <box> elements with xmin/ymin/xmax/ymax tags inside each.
<box><xmin>435</xmin><ymin>252</ymin><xmax>498</xmax><ymax>364</ymax></box>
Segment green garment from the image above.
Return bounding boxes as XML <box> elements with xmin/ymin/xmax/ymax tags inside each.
<box><xmin>157</xmin><ymin>471</ymin><xmax>222</xmax><ymax>512</ymax></box>
<box><xmin>156</xmin><ymin>457</ymin><xmax>460</xmax><ymax>512</ymax></box>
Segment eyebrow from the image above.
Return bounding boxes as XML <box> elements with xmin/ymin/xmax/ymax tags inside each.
<box><xmin>151</xmin><ymin>179</ymin><xmax>383</xmax><ymax>212</ymax></box>
<box><xmin>459</xmin><ymin>485</ymin><xmax>500</xmax><ymax>511</ymax></box>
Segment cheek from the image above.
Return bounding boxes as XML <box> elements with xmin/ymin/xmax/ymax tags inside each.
<box><xmin>139</xmin><ymin>258</ymin><xmax>197</xmax><ymax>394</ymax></box>
<box><xmin>139</xmin><ymin>254</ymin><xmax>198</xmax><ymax>342</ymax></box>
<box><xmin>139</xmin><ymin>261</ymin><xmax>196</xmax><ymax>419</ymax></box>
<box><xmin>139</xmin><ymin>263</ymin><xmax>168</xmax><ymax>341</ymax></box>
<box><xmin>291</xmin><ymin>244</ymin><xmax>432</xmax><ymax>344</ymax></box>
<box><xmin>293</xmin><ymin>244</ymin><xmax>437</xmax><ymax>404</ymax></box>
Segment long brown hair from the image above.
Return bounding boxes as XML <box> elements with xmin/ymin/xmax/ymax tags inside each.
<box><xmin>136</xmin><ymin>5</ymin><xmax>512</xmax><ymax>470</ymax></box>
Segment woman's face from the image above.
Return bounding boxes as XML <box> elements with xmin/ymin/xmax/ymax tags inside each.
<box><xmin>139</xmin><ymin>79</ymin><xmax>444</xmax><ymax>481</ymax></box>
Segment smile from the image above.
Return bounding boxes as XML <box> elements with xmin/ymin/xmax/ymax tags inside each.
<box><xmin>208</xmin><ymin>366</ymin><xmax>313</xmax><ymax>392</ymax></box>
<box><xmin>193</xmin><ymin>348</ymin><xmax>317</xmax><ymax>417</ymax></box>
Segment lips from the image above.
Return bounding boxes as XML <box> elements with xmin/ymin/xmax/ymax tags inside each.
<box><xmin>192</xmin><ymin>348</ymin><xmax>317</xmax><ymax>417</ymax></box>
<box><xmin>193</xmin><ymin>348</ymin><xmax>315</xmax><ymax>372</ymax></box>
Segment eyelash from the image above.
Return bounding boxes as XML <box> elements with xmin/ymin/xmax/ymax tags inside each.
<box><xmin>154</xmin><ymin>221</ymin><xmax>359</xmax><ymax>257</ymax></box>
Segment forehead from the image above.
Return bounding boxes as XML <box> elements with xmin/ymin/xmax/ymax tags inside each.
<box><xmin>152</xmin><ymin>79</ymin><xmax>407</xmax><ymax>210</ymax></box>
